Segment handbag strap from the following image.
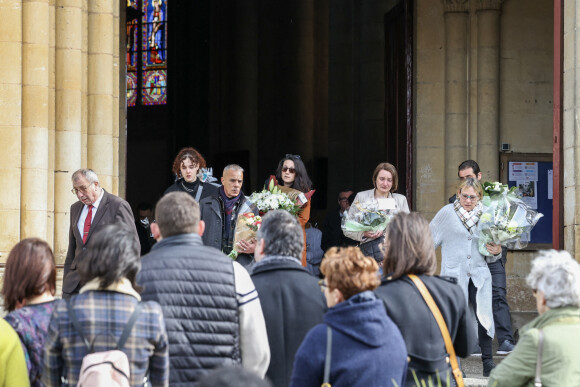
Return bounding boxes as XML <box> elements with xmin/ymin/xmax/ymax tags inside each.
<box><xmin>534</xmin><ymin>329</ymin><xmax>544</xmax><ymax>387</ymax></box>
<box><xmin>321</xmin><ymin>325</ymin><xmax>332</xmax><ymax>387</ymax></box>
<box><xmin>408</xmin><ymin>274</ymin><xmax>464</xmax><ymax>387</ymax></box>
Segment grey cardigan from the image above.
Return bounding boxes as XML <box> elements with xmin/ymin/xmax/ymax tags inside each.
<box><xmin>343</xmin><ymin>189</ymin><xmax>410</xmax><ymax>242</ymax></box>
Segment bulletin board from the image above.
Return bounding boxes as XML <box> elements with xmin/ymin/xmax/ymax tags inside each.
<box><xmin>500</xmin><ymin>153</ymin><xmax>552</xmax><ymax>249</ymax></box>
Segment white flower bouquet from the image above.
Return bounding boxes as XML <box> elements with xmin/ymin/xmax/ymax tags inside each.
<box><xmin>474</xmin><ymin>182</ymin><xmax>543</xmax><ymax>256</ymax></box>
<box><xmin>341</xmin><ymin>200</ymin><xmax>393</xmax><ymax>233</ymax></box>
<box><xmin>248</xmin><ymin>184</ymin><xmax>301</xmax><ymax>216</ymax></box>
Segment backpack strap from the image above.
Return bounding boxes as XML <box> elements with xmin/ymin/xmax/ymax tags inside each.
<box><xmin>195</xmin><ymin>184</ymin><xmax>204</xmax><ymax>202</ymax></box>
<box><xmin>67</xmin><ymin>299</ymin><xmax>92</xmax><ymax>352</ymax></box>
<box><xmin>117</xmin><ymin>303</ymin><xmax>142</xmax><ymax>350</ymax></box>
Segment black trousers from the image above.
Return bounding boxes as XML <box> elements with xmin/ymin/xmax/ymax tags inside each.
<box><xmin>468</xmin><ymin>279</ymin><xmax>493</xmax><ymax>361</ymax></box>
<box><xmin>488</xmin><ymin>257</ymin><xmax>514</xmax><ymax>344</ymax></box>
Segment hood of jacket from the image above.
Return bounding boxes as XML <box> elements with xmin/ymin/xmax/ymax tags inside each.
<box><xmin>323</xmin><ymin>291</ymin><xmax>390</xmax><ymax>347</ymax></box>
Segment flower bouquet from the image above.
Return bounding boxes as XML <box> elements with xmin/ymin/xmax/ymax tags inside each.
<box><xmin>228</xmin><ymin>213</ymin><xmax>262</xmax><ymax>259</ymax></box>
<box><xmin>474</xmin><ymin>182</ymin><xmax>543</xmax><ymax>256</ymax></box>
<box><xmin>341</xmin><ymin>200</ymin><xmax>394</xmax><ymax>233</ymax></box>
<box><xmin>248</xmin><ymin>178</ymin><xmax>302</xmax><ymax>216</ymax></box>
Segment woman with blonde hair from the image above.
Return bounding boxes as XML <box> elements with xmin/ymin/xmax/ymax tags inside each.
<box><xmin>290</xmin><ymin>247</ymin><xmax>407</xmax><ymax>387</ymax></box>
<box><xmin>376</xmin><ymin>212</ymin><xmax>475</xmax><ymax>386</ymax></box>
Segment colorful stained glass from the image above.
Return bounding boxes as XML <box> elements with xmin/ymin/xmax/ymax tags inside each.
<box><xmin>142</xmin><ymin>70</ymin><xmax>167</xmax><ymax>105</ymax></box>
<box><xmin>143</xmin><ymin>0</ymin><xmax>167</xmax><ymax>68</ymax></box>
<box><xmin>127</xmin><ymin>72</ymin><xmax>138</xmax><ymax>107</ymax></box>
<box><xmin>126</xmin><ymin>1</ymin><xmax>139</xmax><ymax>72</ymax></box>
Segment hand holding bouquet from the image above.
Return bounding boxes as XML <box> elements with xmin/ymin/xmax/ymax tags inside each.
<box><xmin>228</xmin><ymin>213</ymin><xmax>262</xmax><ymax>259</ymax></box>
<box><xmin>474</xmin><ymin>182</ymin><xmax>543</xmax><ymax>256</ymax></box>
<box><xmin>341</xmin><ymin>200</ymin><xmax>394</xmax><ymax>234</ymax></box>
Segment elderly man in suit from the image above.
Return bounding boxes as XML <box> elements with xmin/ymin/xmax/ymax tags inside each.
<box><xmin>62</xmin><ymin>168</ymin><xmax>139</xmax><ymax>299</ymax></box>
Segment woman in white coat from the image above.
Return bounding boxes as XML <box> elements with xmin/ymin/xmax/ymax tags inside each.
<box><xmin>343</xmin><ymin>162</ymin><xmax>410</xmax><ymax>263</ymax></box>
<box><xmin>429</xmin><ymin>177</ymin><xmax>501</xmax><ymax>377</ymax></box>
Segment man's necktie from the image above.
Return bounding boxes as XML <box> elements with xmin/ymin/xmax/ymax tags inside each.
<box><xmin>83</xmin><ymin>205</ymin><xmax>93</xmax><ymax>244</ymax></box>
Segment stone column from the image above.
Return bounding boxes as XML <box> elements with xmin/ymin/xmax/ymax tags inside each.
<box><xmin>443</xmin><ymin>0</ymin><xmax>470</xmax><ymax>196</ymax></box>
<box><xmin>21</xmin><ymin>0</ymin><xmax>50</xmax><ymax>240</ymax></box>
<box><xmin>47</xmin><ymin>0</ymin><xmax>56</xmax><ymax>248</ymax></box>
<box><xmin>112</xmin><ymin>0</ymin><xmax>120</xmax><ymax>195</ymax></box>
<box><xmin>54</xmin><ymin>0</ymin><xmax>83</xmax><ymax>261</ymax></box>
<box><xmin>563</xmin><ymin>0</ymin><xmax>580</xmax><ymax>255</ymax></box>
<box><xmin>87</xmin><ymin>0</ymin><xmax>114</xmax><ymax>190</ymax></box>
<box><xmin>0</xmin><ymin>0</ymin><xmax>23</xmax><ymax>253</ymax></box>
<box><xmin>476</xmin><ymin>0</ymin><xmax>502</xmax><ymax>181</ymax></box>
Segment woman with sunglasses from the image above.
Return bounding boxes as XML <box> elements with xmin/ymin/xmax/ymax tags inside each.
<box><xmin>429</xmin><ymin>177</ymin><xmax>501</xmax><ymax>377</ymax></box>
<box><xmin>343</xmin><ymin>162</ymin><xmax>410</xmax><ymax>263</ymax></box>
<box><xmin>289</xmin><ymin>247</ymin><xmax>407</xmax><ymax>387</ymax></box>
<box><xmin>274</xmin><ymin>154</ymin><xmax>313</xmax><ymax>266</ymax></box>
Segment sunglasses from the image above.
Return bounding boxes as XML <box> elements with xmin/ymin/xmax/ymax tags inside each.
<box><xmin>285</xmin><ymin>154</ymin><xmax>301</xmax><ymax>160</ymax></box>
<box><xmin>282</xmin><ymin>167</ymin><xmax>296</xmax><ymax>173</ymax></box>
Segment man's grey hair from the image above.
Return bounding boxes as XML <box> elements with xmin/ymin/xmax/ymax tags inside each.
<box><xmin>155</xmin><ymin>192</ymin><xmax>200</xmax><ymax>237</ymax></box>
<box><xmin>72</xmin><ymin>168</ymin><xmax>99</xmax><ymax>184</ymax></box>
<box><xmin>223</xmin><ymin>164</ymin><xmax>244</xmax><ymax>175</ymax></box>
<box><xmin>256</xmin><ymin>210</ymin><xmax>303</xmax><ymax>259</ymax></box>
<box><xmin>527</xmin><ymin>250</ymin><xmax>580</xmax><ymax>309</ymax></box>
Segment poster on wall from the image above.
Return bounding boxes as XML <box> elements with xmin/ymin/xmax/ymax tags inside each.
<box><xmin>509</xmin><ymin>162</ymin><xmax>538</xmax><ymax>181</ymax></box>
<box><xmin>516</xmin><ymin>180</ymin><xmax>538</xmax><ymax>208</ymax></box>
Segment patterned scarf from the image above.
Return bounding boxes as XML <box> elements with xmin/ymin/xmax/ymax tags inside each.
<box><xmin>453</xmin><ymin>199</ymin><xmax>482</xmax><ymax>234</ymax></box>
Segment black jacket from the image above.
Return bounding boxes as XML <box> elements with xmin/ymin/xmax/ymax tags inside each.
<box><xmin>137</xmin><ymin>233</ymin><xmax>240</xmax><ymax>386</ymax></box>
<box><xmin>375</xmin><ymin>275</ymin><xmax>475</xmax><ymax>386</ymax></box>
<box><xmin>251</xmin><ymin>256</ymin><xmax>326</xmax><ymax>387</ymax></box>
<box><xmin>321</xmin><ymin>209</ymin><xmax>358</xmax><ymax>252</ymax></box>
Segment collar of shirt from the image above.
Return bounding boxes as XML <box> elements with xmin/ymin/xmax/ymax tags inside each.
<box><xmin>88</xmin><ymin>188</ymin><xmax>105</xmax><ymax>211</ymax></box>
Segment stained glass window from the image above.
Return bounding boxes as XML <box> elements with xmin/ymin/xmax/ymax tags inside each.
<box><xmin>126</xmin><ymin>0</ymin><xmax>167</xmax><ymax>107</ymax></box>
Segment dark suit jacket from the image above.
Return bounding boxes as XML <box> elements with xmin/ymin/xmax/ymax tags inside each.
<box><xmin>62</xmin><ymin>190</ymin><xmax>139</xmax><ymax>296</ymax></box>
<box><xmin>321</xmin><ymin>208</ymin><xmax>358</xmax><ymax>252</ymax></box>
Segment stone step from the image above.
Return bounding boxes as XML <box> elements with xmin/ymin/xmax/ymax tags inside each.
<box><xmin>462</xmin><ymin>354</ymin><xmax>508</xmax><ymax>386</ymax></box>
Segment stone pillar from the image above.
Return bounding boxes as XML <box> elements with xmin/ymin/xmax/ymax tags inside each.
<box><xmin>54</xmin><ymin>0</ymin><xmax>83</xmax><ymax>261</ymax></box>
<box><xmin>562</xmin><ymin>0</ymin><xmax>580</xmax><ymax>255</ymax></box>
<box><xmin>444</xmin><ymin>0</ymin><xmax>470</xmax><ymax>195</ymax></box>
<box><xmin>476</xmin><ymin>0</ymin><xmax>502</xmax><ymax>181</ymax></box>
<box><xmin>87</xmin><ymin>0</ymin><xmax>114</xmax><ymax>190</ymax></box>
<box><xmin>21</xmin><ymin>0</ymin><xmax>50</xmax><ymax>240</ymax></box>
<box><xmin>0</xmin><ymin>0</ymin><xmax>23</xmax><ymax>253</ymax></box>
<box><xmin>47</xmin><ymin>0</ymin><xmax>56</xmax><ymax>248</ymax></box>
<box><xmin>112</xmin><ymin>0</ymin><xmax>120</xmax><ymax>195</ymax></box>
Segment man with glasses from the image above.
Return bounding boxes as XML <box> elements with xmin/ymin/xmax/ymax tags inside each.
<box><xmin>449</xmin><ymin>160</ymin><xmax>516</xmax><ymax>356</ymax></box>
<box><xmin>62</xmin><ymin>168</ymin><xmax>139</xmax><ymax>299</ymax></box>
<box><xmin>321</xmin><ymin>189</ymin><xmax>358</xmax><ymax>252</ymax></box>
<box><xmin>251</xmin><ymin>210</ymin><xmax>326</xmax><ymax>387</ymax></box>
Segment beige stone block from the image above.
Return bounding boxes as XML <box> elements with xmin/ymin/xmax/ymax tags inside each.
<box><xmin>0</xmin><ymin>42</ymin><xmax>22</xmax><ymax>85</ymax></box>
<box><xmin>88</xmin><ymin>54</ymin><xmax>113</xmax><ymax>95</ymax></box>
<box><xmin>21</xmin><ymin>168</ymin><xmax>48</xmax><ymax>210</ymax></box>
<box><xmin>56</xmin><ymin>49</ymin><xmax>82</xmax><ymax>89</ymax></box>
<box><xmin>53</xmin><ymin>211</ymin><xmax>70</xmax><ymax>263</ymax></box>
<box><xmin>54</xmin><ymin>170</ymin><xmax>77</xmax><ymax>211</ymax></box>
<box><xmin>0</xmin><ymin>126</ymin><xmax>21</xmax><ymax>167</ymax></box>
<box><xmin>56</xmin><ymin>7</ymin><xmax>82</xmax><ymax>49</ymax></box>
<box><xmin>87</xmin><ymin>94</ymin><xmax>113</xmax><ymax>135</ymax></box>
<box><xmin>416</xmin><ymin>50</ymin><xmax>445</xmax><ymax>83</ymax></box>
<box><xmin>21</xmin><ymin>210</ymin><xmax>48</xmax><ymax>241</ymax></box>
<box><xmin>0</xmin><ymin>168</ymin><xmax>21</xmax><ymax>209</ymax></box>
<box><xmin>564</xmin><ymin>185</ymin><xmax>576</xmax><ymax>226</ymax></box>
<box><xmin>0</xmin><ymin>210</ymin><xmax>20</xmax><ymax>252</ymax></box>
<box><xmin>21</xmin><ymin>126</ymin><xmax>49</xmax><ymax>167</ymax></box>
<box><xmin>22</xmin><ymin>86</ymin><xmax>49</xmax><ymax>127</ymax></box>
<box><xmin>417</xmin><ymin>82</ymin><xmax>445</xmax><ymax>114</ymax></box>
<box><xmin>0</xmin><ymin>2</ymin><xmax>22</xmax><ymax>42</ymax></box>
<box><xmin>22</xmin><ymin>43</ymin><xmax>49</xmax><ymax>86</ymax></box>
<box><xmin>88</xmin><ymin>0</ymin><xmax>113</xmax><ymax>14</ymax></box>
<box><xmin>417</xmin><ymin>14</ymin><xmax>444</xmax><ymax>50</ymax></box>
<box><xmin>55</xmin><ymin>129</ymin><xmax>82</xmax><ymax>169</ymax></box>
<box><xmin>88</xmin><ymin>13</ymin><xmax>113</xmax><ymax>54</ymax></box>
<box><xmin>0</xmin><ymin>84</ymin><xmax>22</xmax><ymax>126</ymax></box>
<box><xmin>56</xmin><ymin>88</ymin><xmax>82</xmax><ymax>131</ymax></box>
<box><xmin>56</xmin><ymin>0</ymin><xmax>83</xmax><ymax>8</ymax></box>
<box><xmin>87</xmin><ymin>133</ymin><xmax>113</xmax><ymax>172</ymax></box>
<box><xmin>22</xmin><ymin>1</ymin><xmax>49</xmax><ymax>45</ymax></box>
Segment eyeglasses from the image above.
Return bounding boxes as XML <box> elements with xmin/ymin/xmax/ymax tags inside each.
<box><xmin>282</xmin><ymin>167</ymin><xmax>296</xmax><ymax>174</ymax></box>
<box><xmin>285</xmin><ymin>154</ymin><xmax>301</xmax><ymax>160</ymax></box>
<box><xmin>338</xmin><ymin>197</ymin><xmax>349</xmax><ymax>202</ymax></box>
<box><xmin>460</xmin><ymin>193</ymin><xmax>478</xmax><ymax>201</ymax></box>
<box><xmin>71</xmin><ymin>184</ymin><xmax>93</xmax><ymax>195</ymax></box>
<box><xmin>318</xmin><ymin>279</ymin><xmax>327</xmax><ymax>292</ymax></box>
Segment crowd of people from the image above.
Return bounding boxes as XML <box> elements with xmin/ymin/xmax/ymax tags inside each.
<box><xmin>1</xmin><ymin>148</ymin><xmax>580</xmax><ymax>387</ymax></box>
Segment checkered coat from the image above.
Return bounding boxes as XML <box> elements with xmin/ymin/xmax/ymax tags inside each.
<box><xmin>42</xmin><ymin>290</ymin><xmax>169</xmax><ymax>387</ymax></box>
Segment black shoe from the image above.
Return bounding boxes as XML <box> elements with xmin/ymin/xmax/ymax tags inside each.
<box><xmin>497</xmin><ymin>340</ymin><xmax>515</xmax><ymax>355</ymax></box>
<box><xmin>483</xmin><ymin>360</ymin><xmax>496</xmax><ymax>377</ymax></box>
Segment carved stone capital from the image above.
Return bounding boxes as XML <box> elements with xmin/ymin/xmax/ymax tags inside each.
<box><xmin>476</xmin><ymin>0</ymin><xmax>502</xmax><ymax>11</ymax></box>
<box><xmin>443</xmin><ymin>0</ymin><xmax>469</xmax><ymax>13</ymax></box>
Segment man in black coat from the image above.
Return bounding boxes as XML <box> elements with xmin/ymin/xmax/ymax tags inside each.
<box><xmin>251</xmin><ymin>210</ymin><xmax>327</xmax><ymax>387</ymax></box>
<box><xmin>321</xmin><ymin>189</ymin><xmax>358</xmax><ymax>251</ymax></box>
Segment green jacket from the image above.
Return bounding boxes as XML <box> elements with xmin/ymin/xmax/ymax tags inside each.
<box><xmin>488</xmin><ymin>307</ymin><xmax>580</xmax><ymax>387</ymax></box>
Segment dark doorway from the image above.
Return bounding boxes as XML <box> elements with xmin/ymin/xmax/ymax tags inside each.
<box><xmin>384</xmin><ymin>0</ymin><xmax>413</xmax><ymax>208</ymax></box>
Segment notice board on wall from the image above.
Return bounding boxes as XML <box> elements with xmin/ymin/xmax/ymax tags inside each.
<box><xmin>500</xmin><ymin>153</ymin><xmax>552</xmax><ymax>249</ymax></box>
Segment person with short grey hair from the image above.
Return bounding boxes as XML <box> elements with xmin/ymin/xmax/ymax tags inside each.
<box><xmin>63</xmin><ymin>168</ymin><xmax>139</xmax><ymax>299</ymax></box>
<box><xmin>251</xmin><ymin>210</ymin><xmax>326</xmax><ymax>387</ymax></box>
<box><xmin>488</xmin><ymin>250</ymin><xmax>580</xmax><ymax>386</ymax></box>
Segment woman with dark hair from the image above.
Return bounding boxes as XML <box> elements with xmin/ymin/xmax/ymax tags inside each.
<box><xmin>290</xmin><ymin>247</ymin><xmax>408</xmax><ymax>387</ymax></box>
<box><xmin>274</xmin><ymin>154</ymin><xmax>314</xmax><ymax>266</ymax></box>
<box><xmin>164</xmin><ymin>147</ymin><xmax>218</xmax><ymax>201</ymax></box>
<box><xmin>375</xmin><ymin>212</ymin><xmax>475</xmax><ymax>386</ymax></box>
<box><xmin>343</xmin><ymin>162</ymin><xmax>410</xmax><ymax>263</ymax></box>
<box><xmin>430</xmin><ymin>178</ymin><xmax>501</xmax><ymax>377</ymax></box>
<box><xmin>42</xmin><ymin>224</ymin><xmax>169</xmax><ymax>387</ymax></box>
<box><xmin>3</xmin><ymin>238</ymin><xmax>56</xmax><ymax>387</ymax></box>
